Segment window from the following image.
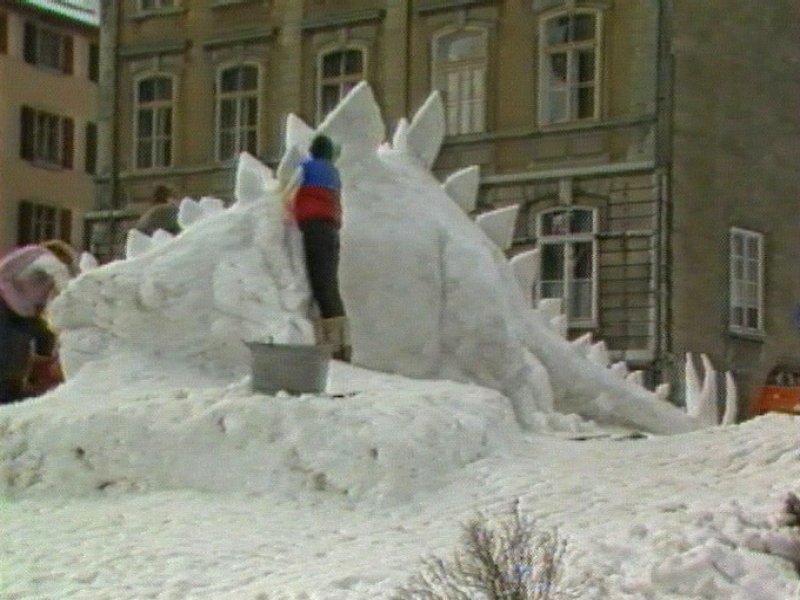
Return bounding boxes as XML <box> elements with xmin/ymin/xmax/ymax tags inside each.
<box><xmin>20</xmin><ymin>106</ymin><xmax>74</xmax><ymax>168</ymax></box>
<box><xmin>317</xmin><ymin>48</ymin><xmax>364</xmax><ymax>121</ymax></box>
<box><xmin>140</xmin><ymin>0</ymin><xmax>176</xmax><ymax>10</ymax></box>
<box><xmin>88</xmin><ymin>43</ymin><xmax>100</xmax><ymax>82</ymax></box>
<box><xmin>134</xmin><ymin>76</ymin><xmax>174</xmax><ymax>169</ymax></box>
<box><xmin>216</xmin><ymin>64</ymin><xmax>259</xmax><ymax>161</ymax></box>
<box><xmin>539</xmin><ymin>11</ymin><xmax>600</xmax><ymax>125</ymax></box>
<box><xmin>85</xmin><ymin>121</ymin><xmax>98</xmax><ymax>174</ymax></box>
<box><xmin>729</xmin><ymin>228</ymin><xmax>764</xmax><ymax>333</ymax></box>
<box><xmin>536</xmin><ymin>207</ymin><xmax>597</xmax><ymax>322</ymax></box>
<box><xmin>23</xmin><ymin>21</ymin><xmax>73</xmax><ymax>73</ymax></box>
<box><xmin>432</xmin><ymin>28</ymin><xmax>487</xmax><ymax>136</ymax></box>
<box><xmin>0</xmin><ymin>13</ymin><xmax>8</xmax><ymax>55</ymax></box>
<box><xmin>17</xmin><ymin>201</ymin><xmax>72</xmax><ymax>245</ymax></box>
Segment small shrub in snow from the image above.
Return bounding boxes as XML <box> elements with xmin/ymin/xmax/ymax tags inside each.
<box><xmin>391</xmin><ymin>500</ymin><xmax>570</xmax><ymax>599</ymax></box>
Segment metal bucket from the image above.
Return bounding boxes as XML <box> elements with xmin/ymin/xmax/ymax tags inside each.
<box><xmin>244</xmin><ymin>341</ymin><xmax>331</xmax><ymax>395</ymax></box>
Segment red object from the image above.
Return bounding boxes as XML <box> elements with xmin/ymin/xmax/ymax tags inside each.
<box><xmin>293</xmin><ymin>186</ymin><xmax>341</xmax><ymax>227</ymax></box>
<box><xmin>753</xmin><ymin>386</ymin><xmax>800</xmax><ymax>416</ymax></box>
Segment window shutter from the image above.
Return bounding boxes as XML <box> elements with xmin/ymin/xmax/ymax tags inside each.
<box><xmin>62</xmin><ymin>35</ymin><xmax>74</xmax><ymax>74</ymax></box>
<box><xmin>0</xmin><ymin>13</ymin><xmax>8</xmax><ymax>55</ymax></box>
<box><xmin>17</xmin><ymin>201</ymin><xmax>33</xmax><ymax>246</ymax></box>
<box><xmin>20</xmin><ymin>106</ymin><xmax>35</xmax><ymax>160</ymax></box>
<box><xmin>61</xmin><ymin>117</ymin><xmax>74</xmax><ymax>169</ymax></box>
<box><xmin>88</xmin><ymin>43</ymin><xmax>100</xmax><ymax>82</ymax></box>
<box><xmin>85</xmin><ymin>121</ymin><xmax>97</xmax><ymax>174</ymax></box>
<box><xmin>23</xmin><ymin>22</ymin><xmax>37</xmax><ymax>64</ymax></box>
<box><xmin>59</xmin><ymin>209</ymin><xmax>73</xmax><ymax>244</ymax></box>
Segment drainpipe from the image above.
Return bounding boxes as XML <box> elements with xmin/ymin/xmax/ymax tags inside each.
<box><xmin>94</xmin><ymin>0</ymin><xmax>119</xmax><ymax>255</ymax></box>
<box><xmin>653</xmin><ymin>0</ymin><xmax>674</xmax><ymax>378</ymax></box>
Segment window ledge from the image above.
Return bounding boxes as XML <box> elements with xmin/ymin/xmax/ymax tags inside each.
<box><xmin>210</xmin><ymin>0</ymin><xmax>264</xmax><ymax>8</ymax></box>
<box><xmin>27</xmin><ymin>160</ymin><xmax>65</xmax><ymax>171</ymax></box>
<box><xmin>130</xmin><ymin>7</ymin><xmax>187</xmax><ymax>22</ymax></box>
<box><xmin>728</xmin><ymin>327</ymin><xmax>766</xmax><ymax>342</ymax></box>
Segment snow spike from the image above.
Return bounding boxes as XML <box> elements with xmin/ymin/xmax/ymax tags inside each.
<box><xmin>537</xmin><ymin>298</ymin><xmax>563</xmax><ymax>318</ymax></box>
<box><xmin>443</xmin><ymin>166</ymin><xmax>481</xmax><ymax>213</ymax></box>
<box><xmin>626</xmin><ymin>370</ymin><xmax>644</xmax><ymax>387</ymax></box>
<box><xmin>177</xmin><ymin>197</ymin><xmax>204</xmax><ymax>229</ymax></box>
<box><xmin>655</xmin><ymin>383</ymin><xmax>671</xmax><ymax>402</ymax></box>
<box><xmin>276</xmin><ymin>144</ymin><xmax>305</xmax><ymax>190</ymax></box>
<box><xmin>235</xmin><ymin>152</ymin><xmax>272</xmax><ymax>206</ymax></box>
<box><xmin>475</xmin><ymin>205</ymin><xmax>519</xmax><ymax>251</ymax></box>
<box><xmin>151</xmin><ymin>229</ymin><xmax>174</xmax><ymax>247</ymax></box>
<box><xmin>199</xmin><ymin>196</ymin><xmax>226</xmax><ymax>215</ymax></box>
<box><xmin>550</xmin><ymin>314</ymin><xmax>568</xmax><ymax>338</ymax></box>
<box><xmin>571</xmin><ymin>332</ymin><xmax>593</xmax><ymax>349</ymax></box>
<box><xmin>78</xmin><ymin>251</ymin><xmax>98</xmax><ymax>273</ymax></box>
<box><xmin>392</xmin><ymin>117</ymin><xmax>409</xmax><ymax>153</ymax></box>
<box><xmin>684</xmin><ymin>353</ymin><xmax>702</xmax><ymax>418</ymax></box>
<box><xmin>698</xmin><ymin>353</ymin><xmax>719</xmax><ymax>426</ymax></box>
<box><xmin>587</xmin><ymin>340</ymin><xmax>610</xmax><ymax>367</ymax></box>
<box><xmin>285</xmin><ymin>113</ymin><xmax>315</xmax><ymax>156</ymax></box>
<box><xmin>125</xmin><ymin>228</ymin><xmax>152</xmax><ymax>259</ymax></box>
<box><xmin>721</xmin><ymin>371</ymin><xmax>738</xmax><ymax>425</ymax></box>
<box><xmin>318</xmin><ymin>82</ymin><xmax>385</xmax><ymax>166</ymax></box>
<box><xmin>407</xmin><ymin>90</ymin><xmax>446</xmax><ymax>168</ymax></box>
<box><xmin>509</xmin><ymin>248</ymin><xmax>539</xmax><ymax>306</ymax></box>
<box><xmin>610</xmin><ymin>361</ymin><xmax>629</xmax><ymax>378</ymax></box>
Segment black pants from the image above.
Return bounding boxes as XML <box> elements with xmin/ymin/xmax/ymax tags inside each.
<box><xmin>299</xmin><ymin>219</ymin><xmax>345</xmax><ymax>319</ymax></box>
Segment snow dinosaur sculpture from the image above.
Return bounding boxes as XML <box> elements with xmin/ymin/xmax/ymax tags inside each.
<box><xmin>52</xmin><ymin>82</ymin><xmax>735</xmax><ymax>434</ymax></box>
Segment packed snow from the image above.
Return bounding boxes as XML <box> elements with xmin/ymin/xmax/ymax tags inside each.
<box><xmin>2</xmin><ymin>83</ymin><xmax>799</xmax><ymax>599</ymax></box>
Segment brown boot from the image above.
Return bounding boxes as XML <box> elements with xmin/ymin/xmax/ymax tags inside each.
<box><xmin>320</xmin><ymin>317</ymin><xmax>351</xmax><ymax>362</ymax></box>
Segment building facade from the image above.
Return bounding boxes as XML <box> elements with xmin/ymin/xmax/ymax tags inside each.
<box><xmin>93</xmin><ymin>0</ymin><xmax>800</xmax><ymax>414</ymax></box>
<box><xmin>0</xmin><ymin>0</ymin><xmax>99</xmax><ymax>254</ymax></box>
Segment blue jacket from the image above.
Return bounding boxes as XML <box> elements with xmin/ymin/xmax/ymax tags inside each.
<box><xmin>0</xmin><ymin>298</ymin><xmax>55</xmax><ymax>404</ymax></box>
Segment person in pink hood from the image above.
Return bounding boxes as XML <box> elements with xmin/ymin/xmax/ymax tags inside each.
<box><xmin>0</xmin><ymin>245</ymin><xmax>68</xmax><ymax>404</ymax></box>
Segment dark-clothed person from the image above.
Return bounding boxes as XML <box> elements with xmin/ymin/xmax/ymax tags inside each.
<box><xmin>291</xmin><ymin>135</ymin><xmax>350</xmax><ymax>361</ymax></box>
<box><xmin>0</xmin><ymin>246</ymin><xmax>64</xmax><ymax>404</ymax></box>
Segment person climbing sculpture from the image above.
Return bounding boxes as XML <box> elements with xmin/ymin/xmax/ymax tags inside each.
<box><xmin>136</xmin><ymin>185</ymin><xmax>181</xmax><ymax>236</ymax></box>
<box><xmin>290</xmin><ymin>134</ymin><xmax>351</xmax><ymax>362</ymax></box>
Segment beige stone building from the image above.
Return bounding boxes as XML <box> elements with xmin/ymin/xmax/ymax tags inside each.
<box><xmin>93</xmin><ymin>0</ymin><xmax>800</xmax><ymax>415</ymax></box>
<box><xmin>0</xmin><ymin>0</ymin><xmax>99</xmax><ymax>254</ymax></box>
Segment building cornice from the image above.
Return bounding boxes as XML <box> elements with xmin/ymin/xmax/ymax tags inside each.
<box><xmin>201</xmin><ymin>27</ymin><xmax>278</xmax><ymax>50</ymax></box>
<box><xmin>301</xmin><ymin>8</ymin><xmax>385</xmax><ymax>31</ymax></box>
<box><xmin>415</xmin><ymin>0</ymin><xmax>498</xmax><ymax>15</ymax></box>
<box><xmin>118</xmin><ymin>39</ymin><xmax>190</xmax><ymax>60</ymax></box>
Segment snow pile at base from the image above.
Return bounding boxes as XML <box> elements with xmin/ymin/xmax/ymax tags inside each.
<box><xmin>0</xmin><ymin>361</ymin><xmax>599</xmax><ymax>504</ymax></box>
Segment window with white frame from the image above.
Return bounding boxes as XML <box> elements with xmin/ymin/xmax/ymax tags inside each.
<box><xmin>539</xmin><ymin>11</ymin><xmax>600</xmax><ymax>125</ymax></box>
<box><xmin>216</xmin><ymin>64</ymin><xmax>259</xmax><ymax>161</ymax></box>
<box><xmin>537</xmin><ymin>207</ymin><xmax>597</xmax><ymax>322</ymax></box>
<box><xmin>729</xmin><ymin>228</ymin><xmax>764</xmax><ymax>333</ymax></box>
<box><xmin>318</xmin><ymin>48</ymin><xmax>364</xmax><ymax>121</ymax></box>
<box><xmin>432</xmin><ymin>27</ymin><xmax>487</xmax><ymax>136</ymax></box>
<box><xmin>140</xmin><ymin>0</ymin><xmax>176</xmax><ymax>11</ymax></box>
<box><xmin>135</xmin><ymin>76</ymin><xmax>174</xmax><ymax>169</ymax></box>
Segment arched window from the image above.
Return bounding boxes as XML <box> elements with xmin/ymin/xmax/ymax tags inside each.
<box><xmin>216</xmin><ymin>64</ymin><xmax>259</xmax><ymax>161</ymax></box>
<box><xmin>134</xmin><ymin>75</ymin><xmax>174</xmax><ymax>169</ymax></box>
<box><xmin>539</xmin><ymin>11</ymin><xmax>600</xmax><ymax>125</ymax></box>
<box><xmin>317</xmin><ymin>47</ymin><xmax>365</xmax><ymax>121</ymax></box>
<box><xmin>432</xmin><ymin>27</ymin><xmax>487</xmax><ymax>135</ymax></box>
<box><xmin>537</xmin><ymin>207</ymin><xmax>597</xmax><ymax>322</ymax></box>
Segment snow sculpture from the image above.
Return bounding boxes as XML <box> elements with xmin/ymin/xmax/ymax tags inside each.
<box><xmin>50</xmin><ymin>82</ymin><xmax>733</xmax><ymax>435</ymax></box>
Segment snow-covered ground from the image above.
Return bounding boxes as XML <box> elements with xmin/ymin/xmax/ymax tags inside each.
<box><xmin>3</xmin><ymin>83</ymin><xmax>799</xmax><ymax>599</ymax></box>
<box><xmin>3</xmin><ymin>361</ymin><xmax>800</xmax><ymax>599</ymax></box>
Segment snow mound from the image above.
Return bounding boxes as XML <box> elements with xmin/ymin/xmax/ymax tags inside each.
<box><xmin>0</xmin><ymin>363</ymin><xmax>533</xmax><ymax>505</ymax></box>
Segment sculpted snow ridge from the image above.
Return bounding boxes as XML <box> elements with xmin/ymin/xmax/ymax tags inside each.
<box><xmin>53</xmin><ymin>82</ymin><xmax>735</xmax><ymax>434</ymax></box>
